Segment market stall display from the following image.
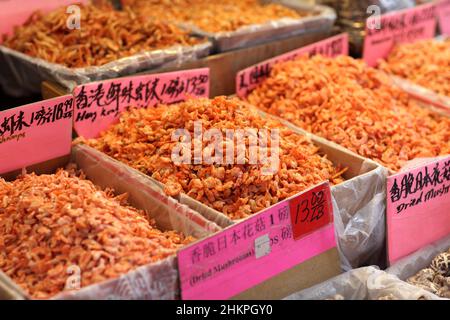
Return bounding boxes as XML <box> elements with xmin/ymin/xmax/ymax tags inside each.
<box><xmin>0</xmin><ymin>3</ymin><xmax>211</xmax><ymax>96</ymax></box>
<box><xmin>124</xmin><ymin>0</ymin><xmax>336</xmax><ymax>52</ymax></box>
<box><xmin>0</xmin><ymin>0</ymin><xmax>449</xmax><ymax>303</ymax></box>
<box><xmin>245</xmin><ymin>54</ymin><xmax>450</xmax><ymax>172</ymax></box>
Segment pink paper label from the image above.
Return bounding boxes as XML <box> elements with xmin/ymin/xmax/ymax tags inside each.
<box><xmin>363</xmin><ymin>3</ymin><xmax>437</xmax><ymax>67</ymax></box>
<box><xmin>0</xmin><ymin>0</ymin><xmax>88</xmax><ymax>41</ymax></box>
<box><xmin>178</xmin><ymin>182</ymin><xmax>336</xmax><ymax>300</ymax></box>
<box><xmin>387</xmin><ymin>156</ymin><xmax>450</xmax><ymax>264</ymax></box>
<box><xmin>438</xmin><ymin>0</ymin><xmax>450</xmax><ymax>36</ymax></box>
<box><xmin>0</xmin><ymin>95</ymin><xmax>74</xmax><ymax>174</ymax></box>
<box><xmin>73</xmin><ymin>68</ymin><xmax>210</xmax><ymax>139</ymax></box>
<box><xmin>236</xmin><ymin>33</ymin><xmax>349</xmax><ymax>98</ymax></box>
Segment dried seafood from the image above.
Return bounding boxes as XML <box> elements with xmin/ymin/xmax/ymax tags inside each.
<box><xmin>78</xmin><ymin>96</ymin><xmax>345</xmax><ymax>220</ymax></box>
<box><xmin>0</xmin><ymin>168</ymin><xmax>192</xmax><ymax>299</ymax></box>
<box><xmin>379</xmin><ymin>39</ymin><xmax>450</xmax><ymax>97</ymax></box>
<box><xmin>246</xmin><ymin>55</ymin><xmax>450</xmax><ymax>172</ymax></box>
<box><xmin>124</xmin><ymin>0</ymin><xmax>309</xmax><ymax>33</ymax></box>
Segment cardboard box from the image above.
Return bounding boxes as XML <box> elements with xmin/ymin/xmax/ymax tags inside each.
<box><xmin>0</xmin><ymin>145</ymin><xmax>220</xmax><ymax>300</ymax></box>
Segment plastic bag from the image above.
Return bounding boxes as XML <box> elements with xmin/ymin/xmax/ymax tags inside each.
<box><xmin>284</xmin><ymin>266</ymin><xmax>441</xmax><ymax>300</ymax></box>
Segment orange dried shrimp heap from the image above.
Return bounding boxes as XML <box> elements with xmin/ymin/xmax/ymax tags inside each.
<box><xmin>379</xmin><ymin>39</ymin><xmax>450</xmax><ymax>97</ymax></box>
<box><xmin>2</xmin><ymin>3</ymin><xmax>202</xmax><ymax>68</ymax></box>
<box><xmin>246</xmin><ymin>55</ymin><xmax>450</xmax><ymax>172</ymax></box>
<box><xmin>80</xmin><ymin>96</ymin><xmax>345</xmax><ymax>220</ymax></box>
<box><xmin>0</xmin><ymin>169</ymin><xmax>192</xmax><ymax>299</ymax></box>
<box><xmin>125</xmin><ymin>0</ymin><xmax>308</xmax><ymax>33</ymax></box>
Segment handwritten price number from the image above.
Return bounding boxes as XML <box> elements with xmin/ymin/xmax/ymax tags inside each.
<box><xmin>289</xmin><ymin>183</ymin><xmax>332</xmax><ymax>240</ymax></box>
<box><xmin>294</xmin><ymin>190</ymin><xmax>325</xmax><ymax>225</ymax></box>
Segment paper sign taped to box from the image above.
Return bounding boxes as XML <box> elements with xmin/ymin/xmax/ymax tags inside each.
<box><xmin>387</xmin><ymin>156</ymin><xmax>450</xmax><ymax>265</ymax></box>
<box><xmin>73</xmin><ymin>68</ymin><xmax>210</xmax><ymax>139</ymax></box>
<box><xmin>437</xmin><ymin>0</ymin><xmax>450</xmax><ymax>35</ymax></box>
<box><xmin>177</xmin><ymin>182</ymin><xmax>336</xmax><ymax>300</ymax></box>
<box><xmin>0</xmin><ymin>0</ymin><xmax>89</xmax><ymax>41</ymax></box>
<box><xmin>363</xmin><ymin>3</ymin><xmax>437</xmax><ymax>67</ymax></box>
<box><xmin>0</xmin><ymin>95</ymin><xmax>74</xmax><ymax>174</ymax></box>
<box><xmin>74</xmin><ymin>68</ymin><xmax>209</xmax><ymax>139</ymax></box>
<box><xmin>236</xmin><ymin>33</ymin><xmax>349</xmax><ymax>98</ymax></box>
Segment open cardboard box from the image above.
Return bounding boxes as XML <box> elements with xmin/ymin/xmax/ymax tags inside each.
<box><xmin>75</xmin><ymin>145</ymin><xmax>343</xmax><ymax>300</ymax></box>
<box><xmin>75</xmin><ymin>103</ymin><xmax>387</xmax><ymax>273</ymax></box>
<box><xmin>0</xmin><ymin>145</ymin><xmax>220</xmax><ymax>300</ymax></box>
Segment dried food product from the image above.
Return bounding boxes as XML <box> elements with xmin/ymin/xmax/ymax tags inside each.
<box><xmin>407</xmin><ymin>249</ymin><xmax>450</xmax><ymax>299</ymax></box>
<box><xmin>0</xmin><ymin>168</ymin><xmax>192</xmax><ymax>299</ymax></box>
<box><xmin>2</xmin><ymin>4</ymin><xmax>203</xmax><ymax>68</ymax></box>
<box><xmin>125</xmin><ymin>0</ymin><xmax>309</xmax><ymax>33</ymax></box>
<box><xmin>379</xmin><ymin>39</ymin><xmax>450</xmax><ymax>97</ymax></box>
<box><xmin>377</xmin><ymin>294</ymin><xmax>398</xmax><ymax>300</ymax></box>
<box><xmin>246</xmin><ymin>55</ymin><xmax>450</xmax><ymax>172</ymax></box>
<box><xmin>78</xmin><ymin>96</ymin><xmax>345</xmax><ymax>220</ymax></box>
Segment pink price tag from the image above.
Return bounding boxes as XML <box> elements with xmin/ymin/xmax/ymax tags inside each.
<box><xmin>177</xmin><ymin>183</ymin><xmax>336</xmax><ymax>300</ymax></box>
<box><xmin>0</xmin><ymin>0</ymin><xmax>88</xmax><ymax>42</ymax></box>
<box><xmin>236</xmin><ymin>33</ymin><xmax>349</xmax><ymax>98</ymax></box>
<box><xmin>0</xmin><ymin>95</ymin><xmax>74</xmax><ymax>174</ymax></box>
<box><xmin>73</xmin><ymin>68</ymin><xmax>210</xmax><ymax>139</ymax></box>
<box><xmin>363</xmin><ymin>3</ymin><xmax>437</xmax><ymax>67</ymax></box>
<box><xmin>387</xmin><ymin>156</ymin><xmax>450</xmax><ymax>265</ymax></box>
<box><xmin>437</xmin><ymin>0</ymin><xmax>450</xmax><ymax>36</ymax></box>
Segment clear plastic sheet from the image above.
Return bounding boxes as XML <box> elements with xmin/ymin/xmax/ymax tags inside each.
<box><xmin>0</xmin><ymin>41</ymin><xmax>211</xmax><ymax>97</ymax></box>
<box><xmin>386</xmin><ymin>234</ymin><xmax>450</xmax><ymax>281</ymax></box>
<box><xmin>283</xmin><ymin>266</ymin><xmax>441</xmax><ymax>300</ymax></box>
<box><xmin>331</xmin><ymin>166</ymin><xmax>387</xmax><ymax>271</ymax></box>
<box><xmin>0</xmin><ymin>145</ymin><xmax>220</xmax><ymax>300</ymax></box>
<box><xmin>181</xmin><ymin>1</ymin><xmax>336</xmax><ymax>52</ymax></box>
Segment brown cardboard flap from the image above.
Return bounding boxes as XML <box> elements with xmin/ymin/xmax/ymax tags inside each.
<box><xmin>233</xmin><ymin>248</ymin><xmax>341</xmax><ymax>300</ymax></box>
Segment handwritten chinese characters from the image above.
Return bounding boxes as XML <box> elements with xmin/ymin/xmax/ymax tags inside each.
<box><xmin>363</xmin><ymin>3</ymin><xmax>437</xmax><ymax>67</ymax></box>
<box><xmin>389</xmin><ymin>160</ymin><xmax>450</xmax><ymax>214</ymax></box>
<box><xmin>387</xmin><ymin>156</ymin><xmax>450</xmax><ymax>264</ymax></box>
<box><xmin>73</xmin><ymin>68</ymin><xmax>210</xmax><ymax>139</ymax></box>
<box><xmin>0</xmin><ymin>95</ymin><xmax>74</xmax><ymax>174</ymax></box>
<box><xmin>236</xmin><ymin>33</ymin><xmax>349</xmax><ymax>97</ymax></box>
